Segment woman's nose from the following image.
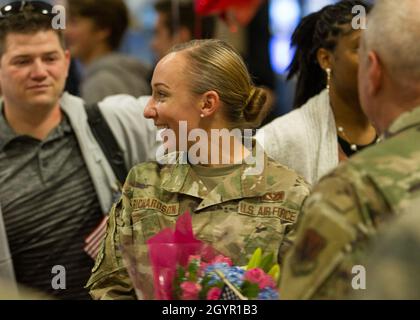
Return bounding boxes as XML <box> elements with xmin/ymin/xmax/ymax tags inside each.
<box><xmin>144</xmin><ymin>98</ymin><xmax>158</xmax><ymax>119</ymax></box>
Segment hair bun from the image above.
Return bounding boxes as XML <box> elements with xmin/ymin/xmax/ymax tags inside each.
<box><xmin>243</xmin><ymin>86</ymin><xmax>269</xmax><ymax>128</ymax></box>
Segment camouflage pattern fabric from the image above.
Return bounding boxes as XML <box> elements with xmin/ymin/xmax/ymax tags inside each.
<box><xmin>354</xmin><ymin>198</ymin><xmax>420</xmax><ymax>299</ymax></box>
<box><xmin>86</xmin><ymin>152</ymin><xmax>310</xmax><ymax>299</ymax></box>
<box><xmin>279</xmin><ymin>105</ymin><xmax>420</xmax><ymax>300</ymax></box>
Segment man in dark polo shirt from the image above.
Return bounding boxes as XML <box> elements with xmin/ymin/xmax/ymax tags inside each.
<box><xmin>0</xmin><ymin>3</ymin><xmax>156</xmax><ymax>299</ymax></box>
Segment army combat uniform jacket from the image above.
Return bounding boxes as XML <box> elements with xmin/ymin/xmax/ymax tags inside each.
<box><xmin>279</xmin><ymin>105</ymin><xmax>420</xmax><ymax>299</ymax></box>
<box><xmin>87</xmin><ymin>152</ymin><xmax>310</xmax><ymax>299</ymax></box>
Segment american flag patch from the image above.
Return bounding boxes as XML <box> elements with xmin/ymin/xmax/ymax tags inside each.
<box><xmin>84</xmin><ymin>216</ymin><xmax>108</xmax><ymax>260</ymax></box>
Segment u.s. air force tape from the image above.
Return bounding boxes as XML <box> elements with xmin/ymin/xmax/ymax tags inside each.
<box><xmin>238</xmin><ymin>200</ymin><xmax>298</xmax><ymax>223</ymax></box>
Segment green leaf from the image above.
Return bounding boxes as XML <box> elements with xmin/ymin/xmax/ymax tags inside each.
<box><xmin>268</xmin><ymin>264</ymin><xmax>281</xmax><ymax>284</ymax></box>
<box><xmin>260</xmin><ymin>253</ymin><xmax>274</xmax><ymax>273</ymax></box>
<box><xmin>241</xmin><ymin>281</ymin><xmax>259</xmax><ymax>299</ymax></box>
<box><xmin>173</xmin><ymin>266</ymin><xmax>186</xmax><ymax>299</ymax></box>
<box><xmin>246</xmin><ymin>248</ymin><xmax>262</xmax><ymax>270</ymax></box>
<box><xmin>187</xmin><ymin>260</ymin><xmax>199</xmax><ymax>282</ymax></box>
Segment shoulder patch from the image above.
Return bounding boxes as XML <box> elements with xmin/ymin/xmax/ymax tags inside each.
<box><xmin>290</xmin><ymin>228</ymin><xmax>327</xmax><ymax>276</ymax></box>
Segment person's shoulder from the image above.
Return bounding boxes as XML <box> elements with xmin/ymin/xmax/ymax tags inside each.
<box><xmin>300</xmin><ymin>158</ymin><xmax>387</xmax><ymax>233</ymax></box>
<box><xmin>59</xmin><ymin>92</ymin><xmax>87</xmax><ymax>119</ymax></box>
<box><xmin>125</xmin><ymin>158</ymin><xmax>177</xmax><ymax>183</ymax></box>
<box><xmin>60</xmin><ymin>91</ymin><xmax>85</xmax><ymax>106</ymax></box>
<box><xmin>99</xmin><ymin>53</ymin><xmax>150</xmax><ymax>70</ymax></box>
<box><xmin>263</xmin><ymin>157</ymin><xmax>311</xmax><ymax>203</ymax></box>
<box><xmin>260</xmin><ymin>107</ymin><xmax>305</xmax><ymax>134</ymax></box>
<box><xmin>127</xmin><ymin>160</ymin><xmax>163</xmax><ymax>178</ymax></box>
<box><xmin>257</xmin><ymin>106</ymin><xmax>311</xmax><ymax>159</ymax></box>
<box><xmin>265</xmin><ymin>156</ymin><xmax>310</xmax><ymax>187</ymax></box>
<box><xmin>98</xmin><ymin>94</ymin><xmax>150</xmax><ymax>112</ymax></box>
<box><xmin>307</xmin><ymin>161</ymin><xmax>363</xmax><ymax>203</ymax></box>
<box><xmin>260</xmin><ymin>89</ymin><xmax>328</xmax><ymax>132</ymax></box>
<box><xmin>344</xmin><ymin>129</ymin><xmax>420</xmax><ymax>185</ymax></box>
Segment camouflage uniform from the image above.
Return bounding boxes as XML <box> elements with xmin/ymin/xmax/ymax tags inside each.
<box><xmin>355</xmin><ymin>199</ymin><xmax>420</xmax><ymax>299</ymax></box>
<box><xmin>279</xmin><ymin>105</ymin><xmax>420</xmax><ymax>300</ymax></box>
<box><xmin>86</xmin><ymin>152</ymin><xmax>310</xmax><ymax>299</ymax></box>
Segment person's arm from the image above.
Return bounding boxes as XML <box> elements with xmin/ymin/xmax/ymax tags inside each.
<box><xmin>279</xmin><ymin>165</ymin><xmax>388</xmax><ymax>299</ymax></box>
<box><xmin>86</xmin><ymin>196</ymin><xmax>136</xmax><ymax>300</ymax></box>
<box><xmin>87</xmin><ymin>163</ymin><xmax>160</xmax><ymax>300</ymax></box>
<box><xmin>86</xmin><ymin>169</ymin><xmax>137</xmax><ymax>300</ymax></box>
<box><xmin>357</xmin><ymin>201</ymin><xmax>420</xmax><ymax>300</ymax></box>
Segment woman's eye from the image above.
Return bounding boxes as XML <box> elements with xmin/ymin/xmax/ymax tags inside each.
<box><xmin>156</xmin><ymin>92</ymin><xmax>167</xmax><ymax>100</ymax></box>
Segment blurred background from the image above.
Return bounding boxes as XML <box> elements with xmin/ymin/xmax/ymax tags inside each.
<box><xmin>0</xmin><ymin>0</ymin><xmax>343</xmax><ymax>119</ymax></box>
<box><xmin>120</xmin><ymin>0</ymin><xmax>340</xmax><ymax>119</ymax></box>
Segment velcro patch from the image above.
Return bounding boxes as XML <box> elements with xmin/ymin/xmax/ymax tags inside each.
<box><xmin>261</xmin><ymin>191</ymin><xmax>285</xmax><ymax>202</ymax></box>
<box><xmin>238</xmin><ymin>200</ymin><xmax>298</xmax><ymax>223</ymax></box>
<box><xmin>131</xmin><ymin>197</ymin><xmax>179</xmax><ymax>216</ymax></box>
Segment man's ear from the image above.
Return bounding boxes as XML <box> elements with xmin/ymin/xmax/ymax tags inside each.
<box><xmin>367</xmin><ymin>51</ymin><xmax>382</xmax><ymax>96</ymax></box>
<box><xmin>200</xmin><ymin>91</ymin><xmax>220</xmax><ymax>117</ymax></box>
<box><xmin>316</xmin><ymin>48</ymin><xmax>333</xmax><ymax>70</ymax></box>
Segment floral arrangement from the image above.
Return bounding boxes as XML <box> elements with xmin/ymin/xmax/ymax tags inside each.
<box><xmin>121</xmin><ymin>212</ymin><xmax>280</xmax><ymax>300</ymax></box>
<box><xmin>173</xmin><ymin>248</ymin><xmax>280</xmax><ymax>300</ymax></box>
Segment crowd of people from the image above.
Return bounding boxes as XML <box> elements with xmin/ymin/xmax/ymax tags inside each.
<box><xmin>0</xmin><ymin>0</ymin><xmax>419</xmax><ymax>300</ymax></box>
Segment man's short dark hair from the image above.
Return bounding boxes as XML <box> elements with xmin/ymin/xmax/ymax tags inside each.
<box><xmin>154</xmin><ymin>0</ymin><xmax>215</xmax><ymax>39</ymax></box>
<box><xmin>67</xmin><ymin>0</ymin><xmax>129</xmax><ymax>51</ymax></box>
<box><xmin>0</xmin><ymin>9</ymin><xmax>65</xmax><ymax>57</ymax></box>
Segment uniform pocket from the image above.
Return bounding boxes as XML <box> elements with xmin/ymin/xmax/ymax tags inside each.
<box><xmin>240</xmin><ymin>219</ymin><xmax>286</xmax><ymax>265</ymax></box>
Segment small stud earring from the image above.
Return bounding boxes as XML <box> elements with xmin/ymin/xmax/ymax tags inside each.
<box><xmin>200</xmin><ymin>113</ymin><xmax>205</xmax><ymax>118</ymax></box>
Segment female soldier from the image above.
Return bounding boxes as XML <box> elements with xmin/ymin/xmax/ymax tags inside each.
<box><xmin>87</xmin><ymin>39</ymin><xmax>310</xmax><ymax>299</ymax></box>
<box><xmin>259</xmin><ymin>0</ymin><xmax>377</xmax><ymax>185</ymax></box>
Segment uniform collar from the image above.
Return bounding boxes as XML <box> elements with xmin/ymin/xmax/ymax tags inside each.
<box><xmin>160</xmin><ymin>150</ymin><xmax>271</xmax><ymax>210</ymax></box>
<box><xmin>385</xmin><ymin>105</ymin><xmax>420</xmax><ymax>138</ymax></box>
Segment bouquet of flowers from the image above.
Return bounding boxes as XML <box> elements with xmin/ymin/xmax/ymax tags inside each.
<box><xmin>173</xmin><ymin>248</ymin><xmax>280</xmax><ymax>300</ymax></box>
<box><xmin>120</xmin><ymin>212</ymin><xmax>280</xmax><ymax>300</ymax></box>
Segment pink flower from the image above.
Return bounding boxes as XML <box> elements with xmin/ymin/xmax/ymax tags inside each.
<box><xmin>258</xmin><ymin>275</ymin><xmax>276</xmax><ymax>289</ymax></box>
<box><xmin>211</xmin><ymin>255</ymin><xmax>233</xmax><ymax>266</ymax></box>
<box><xmin>245</xmin><ymin>268</ymin><xmax>276</xmax><ymax>289</ymax></box>
<box><xmin>244</xmin><ymin>268</ymin><xmax>266</xmax><ymax>284</ymax></box>
<box><xmin>199</xmin><ymin>261</ymin><xmax>209</xmax><ymax>277</ymax></box>
<box><xmin>206</xmin><ymin>287</ymin><xmax>222</xmax><ymax>300</ymax></box>
<box><xmin>180</xmin><ymin>281</ymin><xmax>201</xmax><ymax>300</ymax></box>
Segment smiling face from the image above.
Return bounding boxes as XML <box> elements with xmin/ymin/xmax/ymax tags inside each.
<box><xmin>144</xmin><ymin>51</ymin><xmax>203</xmax><ymax>151</ymax></box>
<box><xmin>0</xmin><ymin>30</ymin><xmax>70</xmax><ymax>111</ymax></box>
